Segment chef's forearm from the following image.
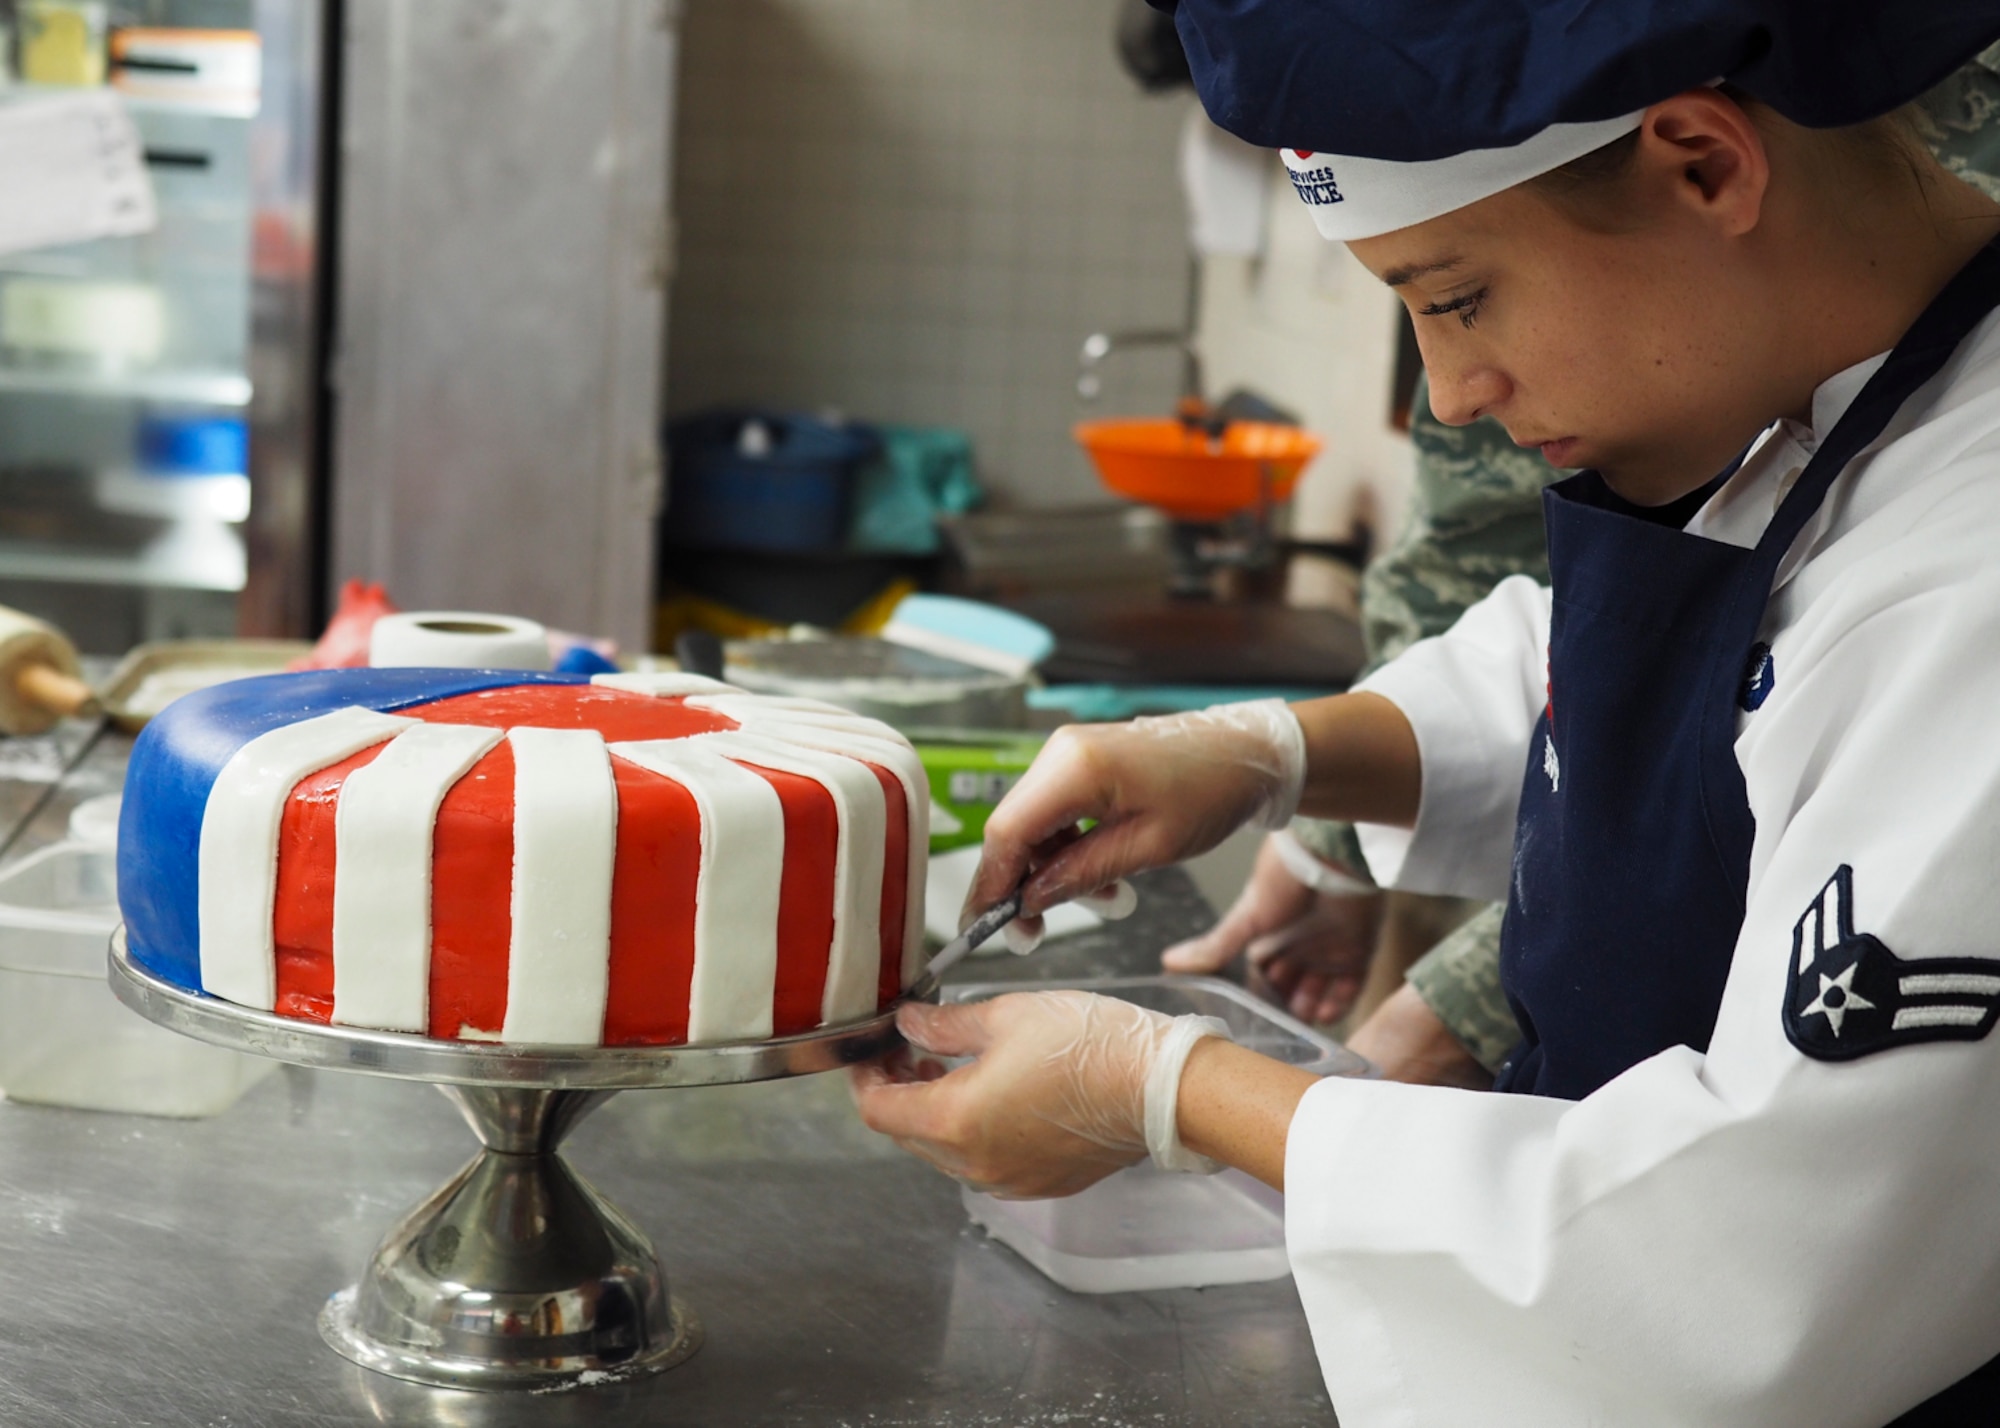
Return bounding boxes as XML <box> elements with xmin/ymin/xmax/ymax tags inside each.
<box><xmin>1176</xmin><ymin>1038</ymin><xmax>1319</xmax><ymax>1191</ymax></box>
<box><xmin>1291</xmin><ymin>691</ymin><xmax>1423</xmax><ymax>829</ymax></box>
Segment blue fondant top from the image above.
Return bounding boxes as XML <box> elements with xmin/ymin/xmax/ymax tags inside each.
<box><xmin>118</xmin><ymin>668</ymin><xmax>587</xmax><ymax>991</ymax></box>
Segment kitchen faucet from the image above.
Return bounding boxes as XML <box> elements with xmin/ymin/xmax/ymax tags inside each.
<box><xmin>1076</xmin><ymin>329</ymin><xmax>1205</xmax><ymax>408</ymax></box>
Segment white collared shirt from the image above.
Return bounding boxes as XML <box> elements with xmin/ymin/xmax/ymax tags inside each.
<box><xmin>1288</xmin><ymin>309</ymin><xmax>2000</xmax><ymax>1427</ymax></box>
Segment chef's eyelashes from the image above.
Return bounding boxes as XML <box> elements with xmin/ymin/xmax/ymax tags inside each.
<box><xmin>1418</xmin><ymin>287</ymin><xmax>1488</xmax><ymax>329</ymax></box>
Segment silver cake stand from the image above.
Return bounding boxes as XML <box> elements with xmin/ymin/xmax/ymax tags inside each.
<box><xmin>108</xmin><ymin>927</ymin><xmax>931</xmax><ymax>1392</ymax></box>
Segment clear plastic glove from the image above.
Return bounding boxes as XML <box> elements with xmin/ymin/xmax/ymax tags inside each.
<box><xmin>849</xmin><ymin>991</ymin><xmax>1225</xmax><ymax>1199</ymax></box>
<box><xmin>964</xmin><ymin>700</ymin><xmax>1306</xmax><ymax>946</ymax></box>
<box><xmin>1161</xmin><ymin>832</ymin><xmax>1385</xmax><ymax>1025</ymax></box>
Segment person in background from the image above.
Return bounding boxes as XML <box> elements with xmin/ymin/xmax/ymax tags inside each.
<box><xmin>1167</xmin><ymin>43</ymin><xmax>2000</xmax><ymax>1091</ymax></box>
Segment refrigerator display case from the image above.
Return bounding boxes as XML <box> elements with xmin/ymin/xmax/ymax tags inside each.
<box><xmin>0</xmin><ymin>0</ymin><xmax>672</xmax><ymax>658</ymax></box>
<box><xmin>0</xmin><ymin>0</ymin><xmax>327</xmax><ymax>651</ymax></box>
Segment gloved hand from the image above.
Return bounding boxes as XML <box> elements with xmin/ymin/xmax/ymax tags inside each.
<box><xmin>964</xmin><ymin>700</ymin><xmax>1306</xmax><ymax>947</ymax></box>
<box><xmin>849</xmin><ymin>991</ymin><xmax>1227</xmax><ymax>1199</ymax></box>
<box><xmin>1161</xmin><ymin>831</ymin><xmax>1385</xmax><ymax>1025</ymax></box>
<box><xmin>1347</xmin><ymin>983</ymin><xmax>1493</xmax><ymax>1089</ymax></box>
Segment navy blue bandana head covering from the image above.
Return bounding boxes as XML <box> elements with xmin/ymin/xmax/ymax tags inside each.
<box><xmin>1149</xmin><ymin>0</ymin><xmax>2000</xmax><ymax>238</ymax></box>
<box><xmin>1149</xmin><ymin>0</ymin><xmax>2000</xmax><ymax>161</ymax></box>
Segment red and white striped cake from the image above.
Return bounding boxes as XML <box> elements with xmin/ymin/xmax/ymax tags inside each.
<box><xmin>118</xmin><ymin>669</ymin><xmax>928</xmax><ymax>1047</ymax></box>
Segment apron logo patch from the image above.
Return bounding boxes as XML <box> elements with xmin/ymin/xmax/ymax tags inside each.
<box><xmin>1739</xmin><ymin>642</ymin><xmax>1776</xmax><ymax>711</ymax></box>
<box><xmin>1784</xmin><ymin>865</ymin><xmax>2000</xmax><ymax>1061</ymax></box>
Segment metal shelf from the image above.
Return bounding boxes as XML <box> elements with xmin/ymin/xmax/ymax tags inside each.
<box><xmin>95</xmin><ymin>470</ymin><xmax>250</xmax><ymax>524</ymax></box>
<box><xmin>0</xmin><ymin>529</ymin><xmax>245</xmax><ymax>592</ymax></box>
<box><xmin>0</xmin><ymin>365</ymin><xmax>251</xmax><ymax>406</ymax></box>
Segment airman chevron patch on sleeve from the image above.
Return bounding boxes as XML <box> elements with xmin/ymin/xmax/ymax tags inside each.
<box><xmin>1784</xmin><ymin>865</ymin><xmax>2000</xmax><ymax>1062</ymax></box>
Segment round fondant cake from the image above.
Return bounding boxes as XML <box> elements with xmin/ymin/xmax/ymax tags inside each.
<box><xmin>117</xmin><ymin>668</ymin><xmax>928</xmax><ymax>1046</ymax></box>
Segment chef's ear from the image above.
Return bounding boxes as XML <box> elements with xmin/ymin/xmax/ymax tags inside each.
<box><xmin>1639</xmin><ymin>87</ymin><xmax>1773</xmax><ymax>238</ymax></box>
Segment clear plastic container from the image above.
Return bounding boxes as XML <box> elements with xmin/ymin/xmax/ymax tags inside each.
<box><xmin>0</xmin><ymin>841</ymin><xmax>268</xmax><ymax>1117</ymax></box>
<box><xmin>949</xmin><ymin>975</ymin><xmax>1373</xmax><ymax>1293</ymax></box>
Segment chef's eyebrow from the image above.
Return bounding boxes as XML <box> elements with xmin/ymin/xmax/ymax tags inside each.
<box><xmin>1381</xmin><ymin>256</ymin><xmax>1465</xmax><ymax>287</ymax></box>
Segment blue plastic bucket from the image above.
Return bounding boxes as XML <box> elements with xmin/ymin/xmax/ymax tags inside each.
<box><xmin>662</xmin><ymin>410</ymin><xmax>879</xmax><ymax>553</ymax></box>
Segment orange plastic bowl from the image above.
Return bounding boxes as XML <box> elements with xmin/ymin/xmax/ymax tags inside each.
<box><xmin>1073</xmin><ymin>419</ymin><xmax>1322</xmax><ymax>523</ymax></box>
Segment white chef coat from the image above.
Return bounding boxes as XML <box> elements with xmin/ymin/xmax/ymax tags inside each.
<box><xmin>1287</xmin><ymin>308</ymin><xmax>2000</xmax><ymax>1428</ymax></box>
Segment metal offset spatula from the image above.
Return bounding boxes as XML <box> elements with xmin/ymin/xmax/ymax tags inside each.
<box><xmin>924</xmin><ymin>889</ymin><xmax>1026</xmax><ymax>981</ymax></box>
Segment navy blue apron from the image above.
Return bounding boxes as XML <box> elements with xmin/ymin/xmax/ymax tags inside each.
<box><xmin>1491</xmin><ymin>238</ymin><xmax>2000</xmax><ymax>1425</ymax></box>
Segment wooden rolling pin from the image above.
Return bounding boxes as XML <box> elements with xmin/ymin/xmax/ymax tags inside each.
<box><xmin>0</xmin><ymin>606</ymin><xmax>98</xmax><ymax>735</ymax></box>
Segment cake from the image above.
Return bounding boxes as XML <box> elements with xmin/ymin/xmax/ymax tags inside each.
<box><xmin>118</xmin><ymin>668</ymin><xmax>928</xmax><ymax>1046</ymax></box>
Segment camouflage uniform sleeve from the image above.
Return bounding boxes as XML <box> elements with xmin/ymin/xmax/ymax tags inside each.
<box><xmin>1401</xmin><ymin>902</ymin><xmax>1517</xmax><ymax>1073</ymax></box>
<box><xmin>1358</xmin><ymin>371</ymin><xmax>1555</xmax><ymax>671</ymax></box>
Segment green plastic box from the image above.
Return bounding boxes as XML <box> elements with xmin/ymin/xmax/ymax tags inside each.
<box><xmin>909</xmin><ymin>728</ymin><xmax>1047</xmax><ymax>853</ymax></box>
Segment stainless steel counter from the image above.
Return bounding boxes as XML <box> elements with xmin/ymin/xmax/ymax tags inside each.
<box><xmin>0</xmin><ymin>722</ymin><xmax>1336</xmax><ymax>1426</ymax></box>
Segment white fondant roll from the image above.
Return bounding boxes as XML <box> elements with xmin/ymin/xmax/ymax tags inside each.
<box><xmin>198</xmin><ymin>706</ymin><xmax>416</xmax><ymax>1009</ymax></box>
<box><xmin>502</xmin><ymin>726</ymin><xmax>618</xmax><ymax>1044</ymax></box>
<box><xmin>330</xmin><ymin>722</ymin><xmax>504</xmax><ymax>1032</ymax></box>
<box><xmin>696</xmin><ymin>729</ymin><xmax>887</xmax><ymax>1026</ymax></box>
<box><xmin>610</xmin><ymin>738</ymin><xmax>785</xmax><ymax>1043</ymax></box>
<box><xmin>369</xmin><ymin>611</ymin><xmax>551</xmax><ymax>671</ymax></box>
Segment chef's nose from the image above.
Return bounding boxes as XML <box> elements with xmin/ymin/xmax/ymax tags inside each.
<box><xmin>1423</xmin><ymin>356</ymin><xmax>1511</xmax><ymax>427</ymax></box>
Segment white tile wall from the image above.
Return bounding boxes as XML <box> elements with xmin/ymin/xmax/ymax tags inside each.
<box><xmin>668</xmin><ymin>0</ymin><xmax>1195</xmax><ymax>508</ymax></box>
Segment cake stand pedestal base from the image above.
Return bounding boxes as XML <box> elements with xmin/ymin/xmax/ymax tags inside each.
<box><xmin>108</xmin><ymin>930</ymin><xmax>931</xmax><ymax>1393</ymax></box>
<box><xmin>317</xmin><ymin>1085</ymin><xmax>702</xmax><ymax>1390</ymax></box>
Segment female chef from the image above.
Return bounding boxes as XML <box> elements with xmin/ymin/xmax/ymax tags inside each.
<box><xmin>852</xmin><ymin>2</ymin><xmax>2000</xmax><ymax>1423</ymax></box>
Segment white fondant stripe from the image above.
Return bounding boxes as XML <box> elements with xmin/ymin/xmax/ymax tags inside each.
<box><xmin>609</xmin><ymin>738</ymin><xmax>785</xmax><ymax>1042</ymax></box>
<box><xmin>694</xmin><ymin>730</ymin><xmax>887</xmax><ymax>1025</ymax></box>
<box><xmin>591</xmin><ymin>671</ymin><xmax>742</xmax><ymax>698</ymax></box>
<box><xmin>197</xmin><ymin>706</ymin><xmax>415</xmax><ymax>1009</ymax></box>
<box><xmin>607</xmin><ymin>680</ymin><xmax>932</xmax><ymax>994</ymax></box>
<box><xmin>330</xmin><ymin>722</ymin><xmax>504</xmax><ymax>1032</ymax></box>
<box><xmin>757</xmin><ymin>719</ymin><xmax>929</xmax><ymax>984</ymax></box>
<box><xmin>1892</xmin><ymin>1005</ymin><xmax>1989</xmax><ymax>1030</ymax></box>
<box><xmin>501</xmin><ymin>727</ymin><xmax>619</xmax><ymax>1044</ymax></box>
<box><xmin>692</xmin><ymin>697</ymin><xmax>931</xmax><ymax>989</ymax></box>
<box><xmin>705</xmin><ymin>692</ymin><xmax>858</xmax><ymax>720</ymax></box>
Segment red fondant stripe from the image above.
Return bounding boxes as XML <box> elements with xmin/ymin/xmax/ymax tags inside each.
<box><xmin>604</xmin><ymin>754</ymin><xmax>701</xmax><ymax>1045</ymax></box>
<box><xmin>272</xmin><ymin>741</ymin><xmax>394</xmax><ymax>1023</ymax></box>
<box><xmin>427</xmin><ymin>740</ymin><xmax>515</xmax><ymax>1040</ymax></box>
<box><xmin>403</xmin><ymin>684</ymin><xmax>736</xmax><ymax>742</ymax></box>
<box><xmin>742</xmin><ymin>763</ymin><xmax>837</xmax><ymax>1036</ymax></box>
<box><xmin>871</xmin><ymin>765</ymin><xmax>910</xmax><ymax>1011</ymax></box>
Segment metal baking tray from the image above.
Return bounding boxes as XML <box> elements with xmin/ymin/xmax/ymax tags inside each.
<box><xmin>724</xmin><ymin>634</ymin><xmax>1031</xmax><ymax>731</ymax></box>
<box><xmin>100</xmin><ymin>638</ymin><xmax>312</xmax><ymax>732</ymax></box>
